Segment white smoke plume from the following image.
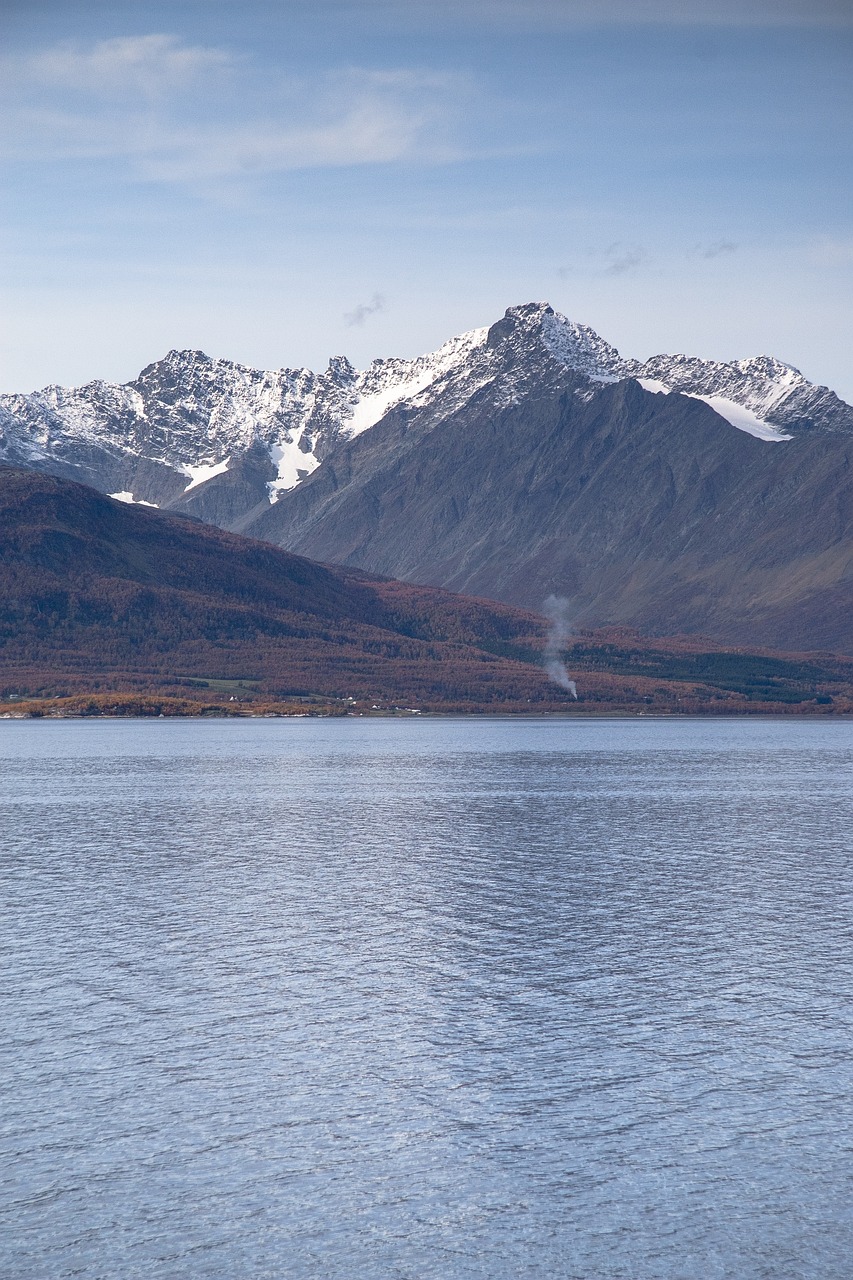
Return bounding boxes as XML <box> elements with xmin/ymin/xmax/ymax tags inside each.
<box><xmin>543</xmin><ymin>594</ymin><xmax>578</xmax><ymax>698</ymax></box>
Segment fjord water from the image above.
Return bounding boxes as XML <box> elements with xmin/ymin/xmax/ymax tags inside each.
<box><xmin>2</xmin><ymin>718</ymin><xmax>853</xmax><ymax>1279</ymax></box>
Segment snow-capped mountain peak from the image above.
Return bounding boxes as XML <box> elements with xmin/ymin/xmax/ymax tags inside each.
<box><xmin>1</xmin><ymin>303</ymin><xmax>850</xmax><ymax>524</ymax></box>
<box><xmin>492</xmin><ymin>303</ymin><xmax>850</xmax><ymax>437</ymax></box>
<box><xmin>540</xmin><ymin>307</ymin><xmax>624</xmax><ymax>381</ymax></box>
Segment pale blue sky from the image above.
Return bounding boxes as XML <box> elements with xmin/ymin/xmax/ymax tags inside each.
<box><xmin>2</xmin><ymin>0</ymin><xmax>851</xmax><ymax>398</ymax></box>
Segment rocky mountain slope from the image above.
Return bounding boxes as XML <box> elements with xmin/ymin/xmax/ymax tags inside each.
<box><xmin>247</xmin><ymin>365</ymin><xmax>853</xmax><ymax>653</ymax></box>
<box><xmin>3</xmin><ymin>303</ymin><xmax>853</xmax><ymax>652</ymax></box>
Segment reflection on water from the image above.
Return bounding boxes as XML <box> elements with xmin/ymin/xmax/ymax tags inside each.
<box><xmin>2</xmin><ymin>717</ymin><xmax>853</xmax><ymax>1278</ymax></box>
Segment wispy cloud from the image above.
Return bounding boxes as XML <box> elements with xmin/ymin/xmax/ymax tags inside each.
<box><xmin>23</xmin><ymin>34</ymin><xmax>232</xmax><ymax>98</ymax></box>
<box><xmin>689</xmin><ymin>239</ymin><xmax>738</xmax><ymax>259</ymax></box>
<box><xmin>344</xmin><ymin>293</ymin><xmax>387</xmax><ymax>326</ymax></box>
<box><xmin>0</xmin><ymin>35</ymin><xmax>472</xmax><ymax>184</ymax></box>
<box><xmin>598</xmin><ymin>242</ymin><xmax>647</xmax><ymax>275</ymax></box>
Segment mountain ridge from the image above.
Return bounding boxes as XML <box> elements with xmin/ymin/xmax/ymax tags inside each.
<box><xmin>4</xmin><ymin>303</ymin><xmax>853</xmax><ymax>654</ymax></box>
<box><xmin>3</xmin><ymin>302</ymin><xmax>849</xmax><ymax>523</ymax></box>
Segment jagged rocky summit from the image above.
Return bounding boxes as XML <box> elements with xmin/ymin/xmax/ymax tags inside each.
<box><xmin>2</xmin><ymin>302</ymin><xmax>849</xmax><ymax>519</ymax></box>
<box><xmin>3</xmin><ymin>302</ymin><xmax>853</xmax><ymax>652</ymax></box>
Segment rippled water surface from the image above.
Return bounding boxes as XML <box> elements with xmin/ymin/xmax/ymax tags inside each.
<box><xmin>2</xmin><ymin>716</ymin><xmax>853</xmax><ymax>1278</ymax></box>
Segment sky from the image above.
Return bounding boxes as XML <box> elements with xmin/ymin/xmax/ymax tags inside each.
<box><xmin>1</xmin><ymin>0</ymin><xmax>851</xmax><ymax>399</ymax></box>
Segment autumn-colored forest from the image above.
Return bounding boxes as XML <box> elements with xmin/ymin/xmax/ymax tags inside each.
<box><xmin>3</xmin><ymin>467</ymin><xmax>853</xmax><ymax>717</ymax></box>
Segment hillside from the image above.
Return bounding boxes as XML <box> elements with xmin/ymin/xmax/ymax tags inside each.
<box><xmin>0</xmin><ymin>467</ymin><xmax>568</xmax><ymax>712</ymax></box>
<box><xmin>3</xmin><ymin>467</ymin><xmax>853</xmax><ymax>717</ymax></box>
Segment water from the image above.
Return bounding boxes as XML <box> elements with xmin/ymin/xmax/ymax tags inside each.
<box><xmin>2</xmin><ymin>717</ymin><xmax>853</xmax><ymax>1279</ymax></box>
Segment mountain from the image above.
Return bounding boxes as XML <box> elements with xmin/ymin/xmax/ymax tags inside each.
<box><xmin>4</xmin><ymin>302</ymin><xmax>848</xmax><ymax>520</ymax></box>
<box><xmin>0</xmin><ymin>466</ymin><xmax>571</xmax><ymax>712</ymax></box>
<box><xmin>0</xmin><ymin>323</ymin><xmax>497</xmax><ymax>526</ymax></box>
<box><xmin>3</xmin><ymin>303</ymin><xmax>853</xmax><ymax>652</ymax></box>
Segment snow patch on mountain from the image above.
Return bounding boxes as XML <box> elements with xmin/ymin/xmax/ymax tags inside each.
<box><xmin>637</xmin><ymin>378</ymin><xmax>792</xmax><ymax>440</ymax></box>
<box><xmin>183</xmin><ymin>458</ymin><xmax>231</xmax><ymax>491</ymax></box>
<box><xmin>269</xmin><ymin>438</ymin><xmax>321</xmax><ymax>501</ymax></box>
<box><xmin>110</xmin><ymin>491</ymin><xmax>159</xmax><ymax>506</ymax></box>
<box><xmin>688</xmin><ymin>395</ymin><xmax>793</xmax><ymax>441</ymax></box>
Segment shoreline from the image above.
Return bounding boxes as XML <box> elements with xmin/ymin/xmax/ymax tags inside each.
<box><xmin>4</xmin><ymin>706</ymin><xmax>853</xmax><ymax>722</ymax></box>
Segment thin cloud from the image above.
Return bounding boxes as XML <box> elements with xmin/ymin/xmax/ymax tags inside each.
<box><xmin>600</xmin><ymin>242</ymin><xmax>647</xmax><ymax>275</ymax></box>
<box><xmin>689</xmin><ymin>240</ymin><xmax>738</xmax><ymax>259</ymax></box>
<box><xmin>344</xmin><ymin>293</ymin><xmax>386</xmax><ymax>327</ymax></box>
<box><xmin>0</xmin><ymin>37</ymin><xmax>473</xmax><ymax>183</ymax></box>
<box><xmin>23</xmin><ymin>35</ymin><xmax>232</xmax><ymax>98</ymax></box>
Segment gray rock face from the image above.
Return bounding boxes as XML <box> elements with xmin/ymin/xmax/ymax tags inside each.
<box><xmin>3</xmin><ymin>301</ymin><xmax>853</xmax><ymax>651</ymax></box>
<box><xmin>244</xmin><ymin>369</ymin><xmax>853</xmax><ymax>652</ymax></box>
